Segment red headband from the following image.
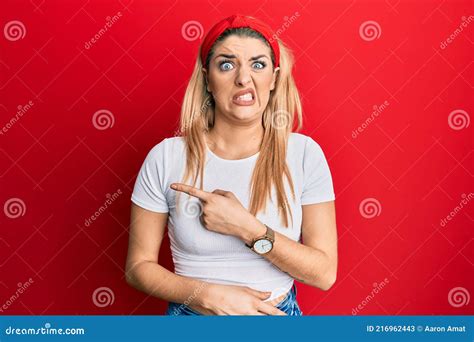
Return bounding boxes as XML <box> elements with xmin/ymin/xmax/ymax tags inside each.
<box><xmin>200</xmin><ymin>14</ymin><xmax>280</xmax><ymax>68</ymax></box>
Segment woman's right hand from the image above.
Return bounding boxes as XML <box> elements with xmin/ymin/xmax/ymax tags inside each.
<box><xmin>188</xmin><ymin>283</ymin><xmax>287</xmax><ymax>315</ymax></box>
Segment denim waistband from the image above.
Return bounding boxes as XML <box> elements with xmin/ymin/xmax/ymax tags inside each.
<box><xmin>275</xmin><ymin>283</ymin><xmax>297</xmax><ymax>309</ymax></box>
<box><xmin>165</xmin><ymin>283</ymin><xmax>302</xmax><ymax>316</ymax></box>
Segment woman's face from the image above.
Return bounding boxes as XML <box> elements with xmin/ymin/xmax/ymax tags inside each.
<box><xmin>203</xmin><ymin>35</ymin><xmax>279</xmax><ymax>123</ymax></box>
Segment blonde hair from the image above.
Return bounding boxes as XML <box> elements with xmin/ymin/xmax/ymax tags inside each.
<box><xmin>175</xmin><ymin>28</ymin><xmax>303</xmax><ymax>228</ymax></box>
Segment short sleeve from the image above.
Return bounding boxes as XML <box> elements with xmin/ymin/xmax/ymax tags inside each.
<box><xmin>131</xmin><ymin>139</ymin><xmax>169</xmax><ymax>213</ymax></box>
<box><xmin>301</xmin><ymin>137</ymin><xmax>335</xmax><ymax>205</ymax></box>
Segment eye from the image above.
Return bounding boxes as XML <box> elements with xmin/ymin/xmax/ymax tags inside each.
<box><xmin>219</xmin><ymin>60</ymin><xmax>234</xmax><ymax>71</ymax></box>
<box><xmin>252</xmin><ymin>61</ymin><xmax>267</xmax><ymax>69</ymax></box>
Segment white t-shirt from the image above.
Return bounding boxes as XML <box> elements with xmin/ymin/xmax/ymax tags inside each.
<box><xmin>131</xmin><ymin>132</ymin><xmax>335</xmax><ymax>301</ymax></box>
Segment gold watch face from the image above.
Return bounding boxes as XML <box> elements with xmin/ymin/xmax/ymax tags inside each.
<box><xmin>253</xmin><ymin>239</ymin><xmax>273</xmax><ymax>254</ymax></box>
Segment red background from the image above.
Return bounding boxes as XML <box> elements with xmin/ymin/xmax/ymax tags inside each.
<box><xmin>0</xmin><ymin>0</ymin><xmax>472</xmax><ymax>315</ymax></box>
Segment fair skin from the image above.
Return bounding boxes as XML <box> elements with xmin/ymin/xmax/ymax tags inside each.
<box><xmin>125</xmin><ymin>35</ymin><xmax>337</xmax><ymax>315</ymax></box>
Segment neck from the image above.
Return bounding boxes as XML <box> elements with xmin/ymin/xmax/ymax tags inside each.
<box><xmin>205</xmin><ymin>111</ymin><xmax>264</xmax><ymax>159</ymax></box>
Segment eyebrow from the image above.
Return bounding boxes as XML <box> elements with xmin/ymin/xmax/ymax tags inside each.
<box><xmin>214</xmin><ymin>54</ymin><xmax>269</xmax><ymax>61</ymax></box>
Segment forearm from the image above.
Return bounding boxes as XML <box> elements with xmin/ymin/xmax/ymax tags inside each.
<box><xmin>126</xmin><ymin>260</ymin><xmax>210</xmax><ymax>306</ymax></box>
<box><xmin>241</xmin><ymin>221</ymin><xmax>336</xmax><ymax>290</ymax></box>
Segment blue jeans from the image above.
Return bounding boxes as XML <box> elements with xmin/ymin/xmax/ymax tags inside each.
<box><xmin>165</xmin><ymin>284</ymin><xmax>303</xmax><ymax>316</ymax></box>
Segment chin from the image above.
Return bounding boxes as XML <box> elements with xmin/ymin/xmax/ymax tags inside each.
<box><xmin>230</xmin><ymin>106</ymin><xmax>260</xmax><ymax>118</ymax></box>
<box><xmin>232</xmin><ymin>112</ymin><xmax>259</xmax><ymax>121</ymax></box>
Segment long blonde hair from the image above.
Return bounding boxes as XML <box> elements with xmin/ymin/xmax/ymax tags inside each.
<box><xmin>175</xmin><ymin>27</ymin><xmax>303</xmax><ymax>228</ymax></box>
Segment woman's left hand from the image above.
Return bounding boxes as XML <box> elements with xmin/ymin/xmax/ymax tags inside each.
<box><xmin>170</xmin><ymin>183</ymin><xmax>260</xmax><ymax>240</ymax></box>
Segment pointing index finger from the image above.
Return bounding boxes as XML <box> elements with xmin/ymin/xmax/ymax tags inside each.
<box><xmin>170</xmin><ymin>183</ymin><xmax>212</xmax><ymax>201</ymax></box>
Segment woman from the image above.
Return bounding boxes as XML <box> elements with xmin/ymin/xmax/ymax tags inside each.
<box><xmin>125</xmin><ymin>14</ymin><xmax>337</xmax><ymax>316</ymax></box>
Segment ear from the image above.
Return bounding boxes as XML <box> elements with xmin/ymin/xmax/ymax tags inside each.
<box><xmin>202</xmin><ymin>67</ymin><xmax>211</xmax><ymax>93</ymax></box>
<box><xmin>270</xmin><ymin>67</ymin><xmax>280</xmax><ymax>91</ymax></box>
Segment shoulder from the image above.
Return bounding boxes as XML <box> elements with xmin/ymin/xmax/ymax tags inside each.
<box><xmin>289</xmin><ymin>132</ymin><xmax>324</xmax><ymax>154</ymax></box>
<box><xmin>289</xmin><ymin>132</ymin><xmax>317</xmax><ymax>144</ymax></box>
<box><xmin>145</xmin><ymin>136</ymin><xmax>185</xmax><ymax>158</ymax></box>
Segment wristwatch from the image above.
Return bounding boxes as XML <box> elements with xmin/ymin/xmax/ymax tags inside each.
<box><xmin>246</xmin><ymin>224</ymin><xmax>275</xmax><ymax>255</ymax></box>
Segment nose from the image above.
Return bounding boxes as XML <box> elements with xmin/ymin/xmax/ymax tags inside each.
<box><xmin>235</xmin><ymin>66</ymin><xmax>252</xmax><ymax>86</ymax></box>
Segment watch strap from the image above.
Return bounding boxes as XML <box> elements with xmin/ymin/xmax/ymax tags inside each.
<box><xmin>246</xmin><ymin>224</ymin><xmax>274</xmax><ymax>248</ymax></box>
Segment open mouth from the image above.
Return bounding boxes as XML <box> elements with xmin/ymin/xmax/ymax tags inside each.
<box><xmin>232</xmin><ymin>89</ymin><xmax>256</xmax><ymax>106</ymax></box>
